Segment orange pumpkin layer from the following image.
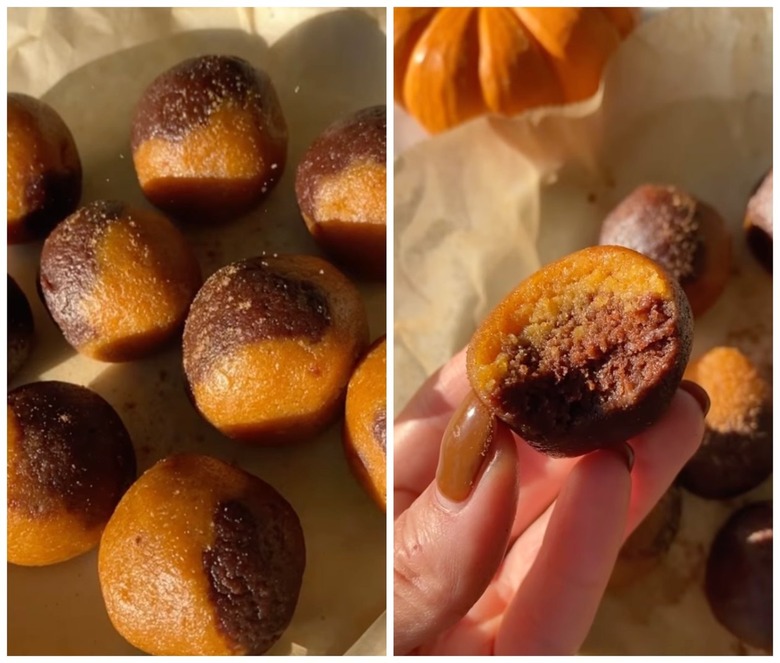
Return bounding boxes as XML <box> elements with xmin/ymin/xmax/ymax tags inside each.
<box><xmin>395</xmin><ymin>7</ymin><xmax>638</xmax><ymax>133</ymax></box>
<box><xmin>343</xmin><ymin>337</ymin><xmax>387</xmax><ymax>510</ymax></box>
<box><xmin>183</xmin><ymin>255</ymin><xmax>369</xmax><ymax>443</ymax></box>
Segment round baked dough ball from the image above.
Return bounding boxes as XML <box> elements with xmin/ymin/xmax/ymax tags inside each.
<box><xmin>8</xmin><ymin>381</ymin><xmax>136</xmax><ymax>566</ymax></box>
<box><xmin>8</xmin><ymin>93</ymin><xmax>82</xmax><ymax>243</ymax></box>
<box><xmin>40</xmin><ymin>200</ymin><xmax>202</xmax><ymax>362</ymax></box>
<box><xmin>98</xmin><ymin>454</ymin><xmax>306</xmax><ymax>656</ymax></box>
<box><xmin>296</xmin><ymin>105</ymin><xmax>386</xmax><ymax>280</ymax></box>
<box><xmin>131</xmin><ymin>55</ymin><xmax>287</xmax><ymax>223</ymax></box>
<box><xmin>343</xmin><ymin>337</ymin><xmax>386</xmax><ymax>509</ymax></box>
<box><xmin>183</xmin><ymin>254</ymin><xmax>369</xmax><ymax>443</ymax></box>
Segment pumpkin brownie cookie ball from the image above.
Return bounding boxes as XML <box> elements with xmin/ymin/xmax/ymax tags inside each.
<box><xmin>599</xmin><ymin>184</ymin><xmax>732</xmax><ymax>317</ymax></box>
<box><xmin>8</xmin><ymin>275</ymin><xmax>35</xmax><ymax>380</ymax></box>
<box><xmin>99</xmin><ymin>454</ymin><xmax>305</xmax><ymax>656</ymax></box>
<box><xmin>131</xmin><ymin>55</ymin><xmax>287</xmax><ymax>223</ymax></box>
<box><xmin>744</xmin><ymin>168</ymin><xmax>772</xmax><ymax>273</ymax></box>
<box><xmin>8</xmin><ymin>381</ymin><xmax>136</xmax><ymax>566</ymax></box>
<box><xmin>296</xmin><ymin>106</ymin><xmax>386</xmax><ymax>280</ymax></box>
<box><xmin>39</xmin><ymin>200</ymin><xmax>202</xmax><ymax>362</ymax></box>
<box><xmin>183</xmin><ymin>255</ymin><xmax>369</xmax><ymax>443</ymax></box>
<box><xmin>679</xmin><ymin>347</ymin><xmax>772</xmax><ymax>499</ymax></box>
<box><xmin>705</xmin><ymin>501</ymin><xmax>772</xmax><ymax>651</ymax></box>
<box><xmin>7</xmin><ymin>93</ymin><xmax>82</xmax><ymax>243</ymax></box>
<box><xmin>467</xmin><ymin>245</ymin><xmax>693</xmax><ymax>457</ymax></box>
<box><xmin>343</xmin><ymin>337</ymin><xmax>387</xmax><ymax>510</ymax></box>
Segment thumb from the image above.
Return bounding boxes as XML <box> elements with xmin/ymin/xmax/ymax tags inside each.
<box><xmin>393</xmin><ymin>393</ymin><xmax>519</xmax><ymax>654</ymax></box>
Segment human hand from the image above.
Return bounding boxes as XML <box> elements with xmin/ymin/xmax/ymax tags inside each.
<box><xmin>394</xmin><ymin>348</ymin><xmax>708</xmax><ymax>655</ymax></box>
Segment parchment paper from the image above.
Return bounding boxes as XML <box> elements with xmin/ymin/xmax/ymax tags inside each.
<box><xmin>7</xmin><ymin>7</ymin><xmax>386</xmax><ymax>656</ymax></box>
<box><xmin>394</xmin><ymin>7</ymin><xmax>772</xmax><ymax>656</ymax></box>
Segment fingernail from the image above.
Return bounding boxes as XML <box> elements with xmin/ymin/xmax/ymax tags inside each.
<box><xmin>606</xmin><ymin>442</ymin><xmax>634</xmax><ymax>472</ymax></box>
<box><xmin>436</xmin><ymin>391</ymin><xmax>496</xmax><ymax>504</ymax></box>
<box><xmin>679</xmin><ymin>380</ymin><xmax>711</xmax><ymax>416</ymax></box>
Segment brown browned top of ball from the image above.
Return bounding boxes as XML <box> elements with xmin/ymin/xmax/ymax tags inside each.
<box><xmin>7</xmin><ymin>381</ymin><xmax>136</xmax><ymax>527</ymax></box>
<box><xmin>295</xmin><ymin>105</ymin><xmax>386</xmax><ymax>222</ymax></box>
<box><xmin>40</xmin><ymin>200</ymin><xmax>124</xmax><ymax>346</ymax></box>
<box><xmin>599</xmin><ymin>184</ymin><xmax>731</xmax><ymax>317</ymax></box>
<box><xmin>705</xmin><ymin>501</ymin><xmax>772</xmax><ymax>651</ymax></box>
<box><xmin>183</xmin><ymin>256</ymin><xmax>334</xmax><ymax>382</ymax></box>
<box><xmin>131</xmin><ymin>55</ymin><xmax>287</xmax><ymax>149</ymax></box>
<box><xmin>467</xmin><ymin>245</ymin><xmax>693</xmax><ymax>457</ymax></box>
<box><xmin>600</xmin><ymin>185</ymin><xmax>707</xmax><ymax>283</ymax></box>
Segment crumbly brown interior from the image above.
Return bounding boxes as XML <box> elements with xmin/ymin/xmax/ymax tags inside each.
<box><xmin>495</xmin><ymin>293</ymin><xmax>677</xmax><ymax>436</ymax></box>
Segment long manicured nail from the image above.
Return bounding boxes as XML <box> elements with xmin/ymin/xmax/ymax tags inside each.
<box><xmin>679</xmin><ymin>380</ymin><xmax>711</xmax><ymax>416</ymax></box>
<box><xmin>606</xmin><ymin>442</ymin><xmax>634</xmax><ymax>472</ymax></box>
<box><xmin>436</xmin><ymin>391</ymin><xmax>496</xmax><ymax>504</ymax></box>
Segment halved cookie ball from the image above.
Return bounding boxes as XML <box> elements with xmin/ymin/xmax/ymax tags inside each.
<box><xmin>705</xmin><ymin>501</ymin><xmax>772</xmax><ymax>651</ymax></box>
<box><xmin>8</xmin><ymin>93</ymin><xmax>82</xmax><ymax>243</ymax></box>
<box><xmin>744</xmin><ymin>169</ymin><xmax>772</xmax><ymax>273</ymax></box>
<box><xmin>467</xmin><ymin>245</ymin><xmax>693</xmax><ymax>457</ymax></box>
<box><xmin>679</xmin><ymin>347</ymin><xmax>772</xmax><ymax>499</ymax></box>
<box><xmin>599</xmin><ymin>184</ymin><xmax>732</xmax><ymax>317</ymax></box>
<box><xmin>343</xmin><ymin>337</ymin><xmax>387</xmax><ymax>510</ymax></box>
<box><xmin>8</xmin><ymin>381</ymin><xmax>136</xmax><ymax>566</ymax></box>
<box><xmin>295</xmin><ymin>106</ymin><xmax>386</xmax><ymax>280</ymax></box>
<box><xmin>39</xmin><ymin>200</ymin><xmax>202</xmax><ymax>362</ymax></box>
<box><xmin>98</xmin><ymin>454</ymin><xmax>305</xmax><ymax>656</ymax></box>
<box><xmin>8</xmin><ymin>275</ymin><xmax>35</xmax><ymax>380</ymax></box>
<box><xmin>183</xmin><ymin>255</ymin><xmax>369</xmax><ymax>443</ymax></box>
<box><xmin>131</xmin><ymin>55</ymin><xmax>287</xmax><ymax>223</ymax></box>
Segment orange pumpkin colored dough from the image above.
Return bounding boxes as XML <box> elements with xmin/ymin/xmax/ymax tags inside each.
<box><xmin>395</xmin><ymin>7</ymin><xmax>639</xmax><ymax>133</ymax></box>
<box><xmin>343</xmin><ymin>337</ymin><xmax>387</xmax><ymax>510</ymax></box>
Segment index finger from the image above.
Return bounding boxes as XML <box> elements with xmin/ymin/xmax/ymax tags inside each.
<box><xmin>394</xmin><ymin>348</ymin><xmax>471</xmax><ymax>517</ymax></box>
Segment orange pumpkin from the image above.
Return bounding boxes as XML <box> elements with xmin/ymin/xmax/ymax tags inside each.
<box><xmin>395</xmin><ymin>7</ymin><xmax>639</xmax><ymax>133</ymax></box>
